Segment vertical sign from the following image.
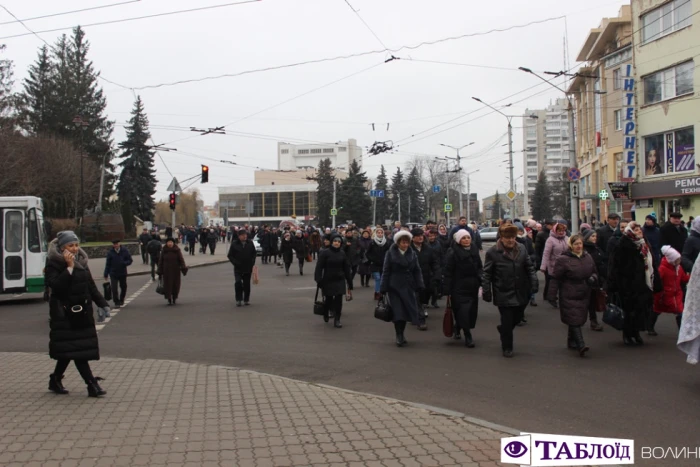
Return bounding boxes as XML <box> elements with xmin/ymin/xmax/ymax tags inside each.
<box><xmin>666</xmin><ymin>133</ymin><xmax>674</xmax><ymax>173</ymax></box>
<box><xmin>621</xmin><ymin>63</ymin><xmax>636</xmax><ymax>182</ymax></box>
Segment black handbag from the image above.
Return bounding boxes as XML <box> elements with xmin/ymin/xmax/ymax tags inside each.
<box><xmin>602</xmin><ymin>294</ymin><xmax>625</xmax><ymax>330</ymax></box>
<box><xmin>313</xmin><ymin>286</ymin><xmax>326</xmax><ymax>316</ymax></box>
<box><xmin>103</xmin><ymin>282</ymin><xmax>112</xmax><ymax>301</ymax></box>
<box><xmin>374</xmin><ymin>295</ymin><xmax>393</xmax><ymax>322</ymax></box>
<box><xmin>156</xmin><ymin>278</ymin><xmax>165</xmax><ymax>295</ymax></box>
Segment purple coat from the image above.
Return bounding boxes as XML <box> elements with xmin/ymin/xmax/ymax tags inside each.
<box><xmin>541</xmin><ymin>234</ymin><xmax>569</xmax><ymax>274</ymax></box>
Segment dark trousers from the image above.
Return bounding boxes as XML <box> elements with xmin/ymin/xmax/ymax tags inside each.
<box><xmin>454</xmin><ymin>297</ymin><xmax>478</xmax><ymax>333</ymax></box>
<box><xmin>543</xmin><ymin>271</ymin><xmax>551</xmax><ymax>301</ymax></box>
<box><xmin>350</xmin><ymin>265</ymin><xmax>358</xmax><ymax>285</ymax></box>
<box><xmin>141</xmin><ymin>247</ymin><xmax>148</xmax><ymax>264</ymax></box>
<box><xmin>325</xmin><ymin>294</ymin><xmax>343</xmax><ymax>319</ymax></box>
<box><xmin>188</xmin><ymin>241</ymin><xmax>196</xmax><ymax>256</ymax></box>
<box><xmin>149</xmin><ymin>253</ymin><xmax>159</xmax><ymax>278</ymax></box>
<box><xmin>110</xmin><ymin>275</ymin><xmax>127</xmax><ymax>303</ymax></box>
<box><xmin>262</xmin><ymin>247</ymin><xmax>271</xmax><ymax>263</ymax></box>
<box><xmin>54</xmin><ymin>359</ymin><xmax>94</xmax><ymax>384</ymax></box>
<box><xmin>360</xmin><ymin>274</ymin><xmax>371</xmax><ymax>286</ymax></box>
<box><xmin>201</xmin><ymin>242</ymin><xmax>208</xmax><ymax>254</ymax></box>
<box><xmin>497</xmin><ymin>305</ymin><xmax>526</xmax><ymax>350</ymax></box>
<box><xmin>234</xmin><ymin>271</ymin><xmax>252</xmax><ymax>302</ymax></box>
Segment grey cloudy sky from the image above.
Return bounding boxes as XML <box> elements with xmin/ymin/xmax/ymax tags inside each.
<box><xmin>1</xmin><ymin>0</ymin><xmax>629</xmax><ymax>206</ymax></box>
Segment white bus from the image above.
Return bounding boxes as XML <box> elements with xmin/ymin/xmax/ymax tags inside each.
<box><xmin>0</xmin><ymin>196</ymin><xmax>48</xmax><ymax>295</ymax></box>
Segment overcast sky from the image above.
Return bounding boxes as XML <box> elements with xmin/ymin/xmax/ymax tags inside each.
<box><xmin>1</xmin><ymin>0</ymin><xmax>629</xmax><ymax>206</ymax></box>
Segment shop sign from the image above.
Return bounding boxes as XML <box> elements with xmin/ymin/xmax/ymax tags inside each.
<box><xmin>621</xmin><ymin>64</ymin><xmax>636</xmax><ymax>182</ymax></box>
<box><xmin>631</xmin><ymin>175</ymin><xmax>700</xmax><ymax>198</ymax></box>
<box><xmin>608</xmin><ymin>182</ymin><xmax>631</xmax><ymax>200</ymax></box>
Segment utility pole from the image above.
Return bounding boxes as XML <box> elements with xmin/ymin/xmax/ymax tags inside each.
<box><xmin>397</xmin><ymin>192</ymin><xmax>401</xmax><ymax>224</ymax></box>
<box><xmin>465</xmin><ymin>170</ymin><xmax>480</xmax><ymax>223</ymax></box>
<box><xmin>439</xmin><ymin>142</ymin><xmax>474</xmax><ymax>219</ymax></box>
<box><xmin>372</xmin><ymin>196</ymin><xmax>377</xmax><ymax>226</ymax></box>
<box><xmin>332</xmin><ymin>178</ymin><xmax>337</xmax><ymax>229</ymax></box>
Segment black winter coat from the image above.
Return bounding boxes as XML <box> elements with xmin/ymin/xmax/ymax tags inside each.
<box><xmin>534</xmin><ymin>229</ymin><xmax>550</xmax><ymax>270</ymax></box>
<box><xmin>643</xmin><ymin>224</ymin><xmax>662</xmax><ymax>263</ymax></box>
<box><xmin>380</xmin><ymin>244</ymin><xmax>424</xmax><ymax>324</ymax></box>
<box><xmin>314</xmin><ymin>247</ymin><xmax>352</xmax><ymax>296</ymax></box>
<box><xmin>46</xmin><ymin>244</ymin><xmax>108</xmax><ymax>361</ymax></box>
<box><xmin>681</xmin><ymin>230</ymin><xmax>700</xmax><ymax>274</ymax></box>
<box><xmin>583</xmin><ymin>241</ymin><xmax>606</xmax><ymax>285</ymax></box>
<box><xmin>548</xmin><ymin>251</ymin><xmax>597</xmax><ymax>326</ymax></box>
<box><xmin>366</xmin><ymin>239</ymin><xmax>391</xmax><ymax>273</ymax></box>
<box><xmin>660</xmin><ymin>222</ymin><xmax>688</xmax><ymax>254</ymax></box>
<box><xmin>281</xmin><ymin>238</ymin><xmax>295</xmax><ymax>264</ymax></box>
<box><xmin>443</xmin><ymin>244</ymin><xmax>483</xmax><ymax>298</ymax></box>
<box><xmin>412</xmin><ymin>243</ymin><xmax>440</xmax><ymax>287</ymax></box>
<box><xmin>482</xmin><ymin>242</ymin><xmax>538</xmax><ymax>307</ymax></box>
<box><xmin>292</xmin><ymin>236</ymin><xmax>308</xmax><ymax>260</ymax></box>
<box><xmin>596</xmin><ymin>224</ymin><xmax>616</xmax><ymax>256</ymax></box>
<box><xmin>227</xmin><ymin>238</ymin><xmax>257</xmax><ymax>273</ymax></box>
<box><xmin>343</xmin><ymin>237</ymin><xmax>361</xmax><ymax>267</ymax></box>
<box><xmin>517</xmin><ymin>236</ymin><xmax>535</xmax><ymax>265</ymax></box>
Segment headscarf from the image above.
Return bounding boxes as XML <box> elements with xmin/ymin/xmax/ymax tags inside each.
<box><xmin>372</xmin><ymin>228</ymin><xmax>387</xmax><ymax>246</ymax></box>
<box><xmin>553</xmin><ymin>222</ymin><xmax>567</xmax><ymax>238</ymax></box>
<box><xmin>329</xmin><ymin>234</ymin><xmax>343</xmax><ymax>251</ymax></box>
<box><xmin>692</xmin><ymin>217</ymin><xmax>700</xmax><ymax>235</ymax></box>
<box><xmin>625</xmin><ymin>221</ymin><xmax>654</xmax><ymax>291</ymax></box>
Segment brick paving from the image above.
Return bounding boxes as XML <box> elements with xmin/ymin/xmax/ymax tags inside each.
<box><xmin>0</xmin><ymin>352</ymin><xmax>510</xmax><ymax>467</ymax></box>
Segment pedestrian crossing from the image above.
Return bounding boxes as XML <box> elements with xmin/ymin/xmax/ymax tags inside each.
<box><xmin>95</xmin><ymin>279</ymin><xmax>153</xmax><ymax>332</ymax></box>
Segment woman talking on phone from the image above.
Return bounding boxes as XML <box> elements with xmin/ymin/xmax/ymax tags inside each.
<box><xmin>314</xmin><ymin>234</ymin><xmax>353</xmax><ymax>328</ymax></box>
<box><xmin>45</xmin><ymin>231</ymin><xmax>110</xmax><ymax>397</ymax></box>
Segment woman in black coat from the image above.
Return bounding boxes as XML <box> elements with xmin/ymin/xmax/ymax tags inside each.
<box><xmin>45</xmin><ymin>231</ymin><xmax>109</xmax><ymax>397</ymax></box>
<box><xmin>366</xmin><ymin>227</ymin><xmax>391</xmax><ymax>301</ymax></box>
<box><xmin>443</xmin><ymin>230</ymin><xmax>483</xmax><ymax>348</ymax></box>
<box><xmin>609</xmin><ymin>221</ymin><xmax>660</xmax><ymax>346</ymax></box>
<box><xmin>292</xmin><ymin>231</ymin><xmax>309</xmax><ymax>275</ymax></box>
<box><xmin>280</xmin><ymin>232</ymin><xmax>295</xmax><ymax>276</ymax></box>
<box><xmin>582</xmin><ymin>229</ymin><xmax>605</xmax><ymax>331</ymax></box>
<box><xmin>314</xmin><ymin>235</ymin><xmax>353</xmax><ymax>328</ymax></box>
<box><xmin>158</xmin><ymin>238</ymin><xmax>188</xmax><ymax>305</ymax></box>
<box><xmin>380</xmin><ymin>231</ymin><xmax>425</xmax><ymax>347</ymax></box>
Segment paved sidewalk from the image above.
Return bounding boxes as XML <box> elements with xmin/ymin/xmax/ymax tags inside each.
<box><xmin>0</xmin><ymin>352</ymin><xmax>510</xmax><ymax>467</ymax></box>
<box><xmin>90</xmin><ymin>242</ymin><xmax>231</xmax><ymax>280</ymax></box>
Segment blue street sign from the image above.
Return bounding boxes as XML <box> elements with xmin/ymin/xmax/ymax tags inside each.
<box><xmin>433</xmin><ymin>185</ymin><xmax>441</xmax><ymax>193</ymax></box>
<box><xmin>377</xmin><ymin>190</ymin><xmax>384</xmax><ymax>198</ymax></box>
<box><xmin>370</xmin><ymin>190</ymin><xmax>385</xmax><ymax>198</ymax></box>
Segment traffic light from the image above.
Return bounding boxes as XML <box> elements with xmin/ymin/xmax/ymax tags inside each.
<box><xmin>169</xmin><ymin>193</ymin><xmax>176</xmax><ymax>210</ymax></box>
<box><xmin>444</xmin><ymin>196</ymin><xmax>448</xmax><ymax>203</ymax></box>
<box><xmin>201</xmin><ymin>165</ymin><xmax>209</xmax><ymax>183</ymax></box>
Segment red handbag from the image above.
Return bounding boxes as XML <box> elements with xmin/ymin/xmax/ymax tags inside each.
<box><xmin>594</xmin><ymin>289</ymin><xmax>607</xmax><ymax>312</ymax></box>
<box><xmin>442</xmin><ymin>297</ymin><xmax>454</xmax><ymax>337</ymax></box>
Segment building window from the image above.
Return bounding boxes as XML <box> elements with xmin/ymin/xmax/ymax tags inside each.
<box><xmin>614</xmin><ymin>109</ymin><xmax>622</xmax><ymax>131</ymax></box>
<box><xmin>338</xmin><ymin>147</ymin><xmax>347</xmax><ymax>152</ymax></box>
<box><xmin>310</xmin><ymin>148</ymin><xmax>322</xmax><ymax>154</ymax></box>
<box><xmin>322</xmin><ymin>148</ymin><xmax>334</xmax><ymax>154</ymax></box>
<box><xmin>641</xmin><ymin>0</ymin><xmax>692</xmax><ymax>44</ymax></box>
<box><xmin>280</xmin><ymin>149</ymin><xmax>289</xmax><ymax>154</ymax></box>
<box><xmin>644</xmin><ymin>61</ymin><xmax>694</xmax><ymax>104</ymax></box>
<box><xmin>604</xmin><ymin>46</ymin><xmax>632</xmax><ymax>68</ymax></box>
<box><xmin>644</xmin><ymin>127</ymin><xmax>695</xmax><ymax>176</ymax></box>
<box><xmin>298</xmin><ymin>149</ymin><xmax>309</xmax><ymax>155</ymax></box>
<box><xmin>613</xmin><ymin>68</ymin><xmax>622</xmax><ymax>90</ymax></box>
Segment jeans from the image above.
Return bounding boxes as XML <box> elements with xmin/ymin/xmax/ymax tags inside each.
<box><xmin>372</xmin><ymin>272</ymin><xmax>382</xmax><ymax>293</ymax></box>
<box><xmin>109</xmin><ymin>275</ymin><xmax>127</xmax><ymax>303</ymax></box>
<box><xmin>497</xmin><ymin>305</ymin><xmax>526</xmax><ymax>350</ymax></box>
<box><xmin>54</xmin><ymin>359</ymin><xmax>94</xmax><ymax>384</ymax></box>
<box><xmin>234</xmin><ymin>271</ymin><xmax>251</xmax><ymax>302</ymax></box>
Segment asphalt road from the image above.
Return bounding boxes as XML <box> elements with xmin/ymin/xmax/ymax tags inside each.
<box><xmin>2</xmin><ymin>256</ymin><xmax>699</xmax><ymax>466</ymax></box>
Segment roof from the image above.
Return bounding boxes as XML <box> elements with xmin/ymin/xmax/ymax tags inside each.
<box><xmin>576</xmin><ymin>28</ymin><xmax>601</xmax><ymax>62</ymax></box>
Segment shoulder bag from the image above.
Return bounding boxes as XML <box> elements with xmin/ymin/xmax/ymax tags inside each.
<box><xmin>374</xmin><ymin>295</ymin><xmax>393</xmax><ymax>322</ymax></box>
<box><xmin>602</xmin><ymin>293</ymin><xmax>625</xmax><ymax>330</ymax></box>
<box><xmin>313</xmin><ymin>286</ymin><xmax>326</xmax><ymax>315</ymax></box>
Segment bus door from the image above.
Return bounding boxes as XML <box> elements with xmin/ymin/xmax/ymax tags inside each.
<box><xmin>2</xmin><ymin>209</ymin><xmax>25</xmax><ymax>292</ymax></box>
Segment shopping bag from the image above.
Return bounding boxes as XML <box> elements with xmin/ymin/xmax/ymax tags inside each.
<box><xmin>252</xmin><ymin>266</ymin><xmax>259</xmax><ymax>285</ymax></box>
<box><xmin>305</xmin><ymin>253</ymin><xmax>313</xmax><ymax>263</ymax></box>
<box><xmin>442</xmin><ymin>297</ymin><xmax>454</xmax><ymax>337</ymax></box>
<box><xmin>103</xmin><ymin>282</ymin><xmax>112</xmax><ymax>301</ymax></box>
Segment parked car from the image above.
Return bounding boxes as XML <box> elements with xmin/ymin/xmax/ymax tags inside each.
<box><xmin>252</xmin><ymin>236</ymin><xmax>263</xmax><ymax>256</ymax></box>
<box><xmin>479</xmin><ymin>227</ymin><xmax>499</xmax><ymax>242</ymax></box>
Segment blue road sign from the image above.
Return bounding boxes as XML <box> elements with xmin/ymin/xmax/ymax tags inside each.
<box><xmin>371</xmin><ymin>190</ymin><xmax>385</xmax><ymax>198</ymax></box>
<box><xmin>433</xmin><ymin>185</ymin><xmax>441</xmax><ymax>193</ymax></box>
<box><xmin>567</xmin><ymin>167</ymin><xmax>581</xmax><ymax>182</ymax></box>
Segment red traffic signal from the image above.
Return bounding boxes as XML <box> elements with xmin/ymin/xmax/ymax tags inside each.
<box><xmin>169</xmin><ymin>193</ymin><xmax>176</xmax><ymax>210</ymax></box>
<box><xmin>201</xmin><ymin>165</ymin><xmax>209</xmax><ymax>183</ymax></box>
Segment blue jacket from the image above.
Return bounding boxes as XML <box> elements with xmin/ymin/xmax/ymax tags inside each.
<box><xmin>643</xmin><ymin>224</ymin><xmax>661</xmax><ymax>263</ymax></box>
<box><xmin>104</xmin><ymin>247</ymin><xmax>133</xmax><ymax>278</ymax></box>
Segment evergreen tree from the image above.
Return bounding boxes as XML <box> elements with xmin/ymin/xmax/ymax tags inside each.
<box><xmin>20</xmin><ymin>45</ymin><xmax>55</xmax><ymax>133</ymax></box>
<box><xmin>117</xmin><ymin>96</ymin><xmax>157</xmax><ymax>233</ymax></box>
<box><xmin>374</xmin><ymin>165</ymin><xmax>389</xmax><ymax>225</ymax></box>
<box><xmin>531</xmin><ymin>170</ymin><xmax>553</xmax><ymax>221</ymax></box>
<box><xmin>337</xmin><ymin>160</ymin><xmax>371</xmax><ymax>227</ymax></box>
<box><xmin>390</xmin><ymin>167</ymin><xmax>408</xmax><ymax>223</ymax></box>
<box><xmin>315</xmin><ymin>158</ymin><xmax>335</xmax><ymax>227</ymax></box>
<box><xmin>550</xmin><ymin>170</ymin><xmax>571</xmax><ymax>220</ymax></box>
<box><xmin>406</xmin><ymin>166</ymin><xmax>426</xmax><ymax>223</ymax></box>
<box><xmin>492</xmin><ymin>191</ymin><xmax>503</xmax><ymax>220</ymax></box>
<box><xmin>0</xmin><ymin>44</ymin><xmax>15</xmax><ymax>131</ymax></box>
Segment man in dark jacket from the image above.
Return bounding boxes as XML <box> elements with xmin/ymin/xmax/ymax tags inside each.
<box><xmin>515</xmin><ymin>222</ymin><xmax>536</xmax><ymax>310</ymax></box>
<box><xmin>449</xmin><ymin>216</ymin><xmax>475</xmax><ymax>241</ymax></box>
<box><xmin>426</xmin><ymin>229</ymin><xmax>444</xmax><ymax>307</ymax></box>
<box><xmin>343</xmin><ymin>229</ymin><xmax>361</xmax><ymax>286</ymax></box>
<box><xmin>642</xmin><ymin>214</ymin><xmax>661</xmax><ymax>263</ymax></box>
<box><xmin>138</xmin><ymin>228</ymin><xmax>151</xmax><ymax>265</ymax></box>
<box><xmin>227</xmin><ymin>229</ymin><xmax>257</xmax><ymax>306</ymax></box>
<box><xmin>146</xmin><ymin>234</ymin><xmax>162</xmax><ymax>280</ymax></box>
<box><xmin>682</xmin><ymin>217</ymin><xmax>700</xmax><ymax>274</ymax></box>
<box><xmin>606</xmin><ymin>219</ymin><xmax>628</xmax><ymax>279</ymax></box>
<box><xmin>660</xmin><ymin>212</ymin><xmax>688</xmax><ymax>254</ymax></box>
<box><xmin>411</xmin><ymin>229</ymin><xmax>440</xmax><ymax>329</ymax></box>
<box><xmin>103</xmin><ymin>240</ymin><xmax>133</xmax><ymax>307</ymax></box>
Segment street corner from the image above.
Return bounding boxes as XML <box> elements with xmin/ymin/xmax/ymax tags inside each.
<box><xmin>0</xmin><ymin>352</ymin><xmax>510</xmax><ymax>466</ymax></box>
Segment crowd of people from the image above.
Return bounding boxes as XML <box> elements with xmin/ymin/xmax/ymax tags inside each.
<box><xmin>43</xmin><ymin>211</ymin><xmax>700</xmax><ymax>397</ymax></box>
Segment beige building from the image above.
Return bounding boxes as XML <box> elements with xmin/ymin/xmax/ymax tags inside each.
<box><xmin>629</xmin><ymin>0</ymin><xmax>698</xmax><ymax>221</ymax></box>
<box><xmin>569</xmin><ymin>6</ymin><xmax>634</xmax><ymax>223</ymax></box>
<box><xmin>482</xmin><ymin>192</ymin><xmax>524</xmax><ymax>221</ymax></box>
<box><xmin>277</xmin><ymin>139</ymin><xmax>362</xmax><ymax>171</ymax></box>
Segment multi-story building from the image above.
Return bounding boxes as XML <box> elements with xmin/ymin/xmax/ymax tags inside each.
<box><xmin>482</xmin><ymin>192</ymin><xmax>524</xmax><ymax>221</ymax></box>
<box><xmin>277</xmin><ymin>139</ymin><xmax>362</xmax><ymax>171</ymax></box>
<box><xmin>522</xmin><ymin>99</ymin><xmax>571</xmax><ymax>217</ymax></box>
<box><xmin>568</xmin><ymin>6</ymin><xmax>634</xmax><ymax>223</ymax></box>
<box><xmin>219</xmin><ymin>184</ymin><xmax>319</xmax><ymax>224</ymax></box>
<box><xmin>629</xmin><ymin>0</ymin><xmax>697</xmax><ymax>221</ymax></box>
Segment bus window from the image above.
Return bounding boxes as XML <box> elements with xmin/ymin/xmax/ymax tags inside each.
<box><xmin>5</xmin><ymin>211</ymin><xmax>23</xmax><ymax>253</ymax></box>
<box><xmin>28</xmin><ymin>209</ymin><xmax>41</xmax><ymax>253</ymax></box>
<box><xmin>36</xmin><ymin>209</ymin><xmax>48</xmax><ymax>252</ymax></box>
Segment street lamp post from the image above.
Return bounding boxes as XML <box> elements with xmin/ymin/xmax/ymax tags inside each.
<box><xmin>465</xmin><ymin>169</ymin><xmax>479</xmax><ymax>223</ymax></box>
<box><xmin>72</xmin><ymin>115</ymin><xmax>89</xmax><ymax>241</ymax></box>
<box><xmin>472</xmin><ymin>97</ymin><xmax>516</xmax><ymax>221</ymax></box>
<box><xmin>439</xmin><ymin>142</ymin><xmax>474</xmax><ymax>219</ymax></box>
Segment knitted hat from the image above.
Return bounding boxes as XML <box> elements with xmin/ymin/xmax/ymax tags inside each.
<box><xmin>453</xmin><ymin>229</ymin><xmax>471</xmax><ymax>244</ymax></box>
<box><xmin>580</xmin><ymin>223</ymin><xmax>592</xmax><ymax>232</ymax></box>
<box><xmin>393</xmin><ymin>230</ymin><xmax>412</xmax><ymax>244</ymax></box>
<box><xmin>661</xmin><ymin>245</ymin><xmax>681</xmax><ymax>263</ymax></box>
<box><xmin>56</xmin><ymin>231</ymin><xmax>79</xmax><ymax>248</ymax></box>
<box><xmin>583</xmin><ymin>229</ymin><xmax>596</xmax><ymax>242</ymax></box>
<box><xmin>514</xmin><ymin>221</ymin><xmax>525</xmax><ymax>232</ymax></box>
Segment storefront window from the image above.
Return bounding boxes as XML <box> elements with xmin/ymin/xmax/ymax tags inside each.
<box><xmin>295</xmin><ymin>192</ymin><xmax>309</xmax><ymax>215</ymax></box>
<box><xmin>249</xmin><ymin>193</ymin><xmax>263</xmax><ymax>217</ymax></box>
<box><xmin>279</xmin><ymin>192</ymin><xmax>293</xmax><ymax>217</ymax></box>
<box><xmin>644</xmin><ymin>128</ymin><xmax>694</xmax><ymax>176</ymax></box>
<box><xmin>264</xmin><ymin>193</ymin><xmax>278</xmax><ymax>217</ymax></box>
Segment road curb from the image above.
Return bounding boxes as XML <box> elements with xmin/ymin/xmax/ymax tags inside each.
<box><xmin>123</xmin><ymin>259</ymin><xmax>229</xmax><ymax>278</ymax></box>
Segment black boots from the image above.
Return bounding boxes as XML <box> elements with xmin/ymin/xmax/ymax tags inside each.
<box><xmin>87</xmin><ymin>377</ymin><xmax>107</xmax><ymax>397</ymax></box>
<box><xmin>676</xmin><ymin>314</ymin><xmax>683</xmax><ymax>329</ymax></box>
<box><xmin>570</xmin><ymin>326</ymin><xmax>589</xmax><ymax>357</ymax></box>
<box><xmin>464</xmin><ymin>331</ymin><xmax>475</xmax><ymax>348</ymax></box>
<box><xmin>648</xmin><ymin>312</ymin><xmax>659</xmax><ymax>336</ymax></box>
<box><xmin>567</xmin><ymin>328</ymin><xmax>577</xmax><ymax>349</ymax></box>
<box><xmin>299</xmin><ymin>266</ymin><xmax>304</xmax><ymax>276</ymax></box>
<box><xmin>334</xmin><ymin>316</ymin><xmax>342</xmax><ymax>328</ymax></box>
<box><xmin>49</xmin><ymin>374</ymin><xmax>68</xmax><ymax>394</ymax></box>
<box><xmin>394</xmin><ymin>322</ymin><xmax>407</xmax><ymax>347</ymax></box>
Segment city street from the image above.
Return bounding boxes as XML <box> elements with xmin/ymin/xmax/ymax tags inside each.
<box><xmin>1</xmin><ymin>253</ymin><xmax>698</xmax><ymax>466</ymax></box>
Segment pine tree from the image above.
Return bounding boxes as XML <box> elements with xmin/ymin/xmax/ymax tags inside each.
<box><xmin>337</xmin><ymin>160</ymin><xmax>372</xmax><ymax>227</ymax></box>
<box><xmin>492</xmin><ymin>191</ymin><xmax>503</xmax><ymax>220</ymax></box>
<box><xmin>550</xmin><ymin>170</ymin><xmax>571</xmax><ymax>220</ymax></box>
<box><xmin>390</xmin><ymin>168</ymin><xmax>408</xmax><ymax>223</ymax></box>
<box><xmin>20</xmin><ymin>45</ymin><xmax>55</xmax><ymax>133</ymax></box>
<box><xmin>117</xmin><ymin>96</ymin><xmax>157</xmax><ymax>233</ymax></box>
<box><xmin>374</xmin><ymin>165</ymin><xmax>389</xmax><ymax>226</ymax></box>
<box><xmin>531</xmin><ymin>170</ymin><xmax>553</xmax><ymax>221</ymax></box>
<box><xmin>406</xmin><ymin>166</ymin><xmax>426</xmax><ymax>223</ymax></box>
<box><xmin>0</xmin><ymin>44</ymin><xmax>15</xmax><ymax>131</ymax></box>
<box><xmin>315</xmin><ymin>158</ymin><xmax>335</xmax><ymax>227</ymax></box>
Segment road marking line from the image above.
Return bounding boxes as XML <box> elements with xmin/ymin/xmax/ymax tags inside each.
<box><xmin>97</xmin><ymin>279</ymin><xmax>152</xmax><ymax>333</ymax></box>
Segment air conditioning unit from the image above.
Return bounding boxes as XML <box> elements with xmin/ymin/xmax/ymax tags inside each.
<box><xmin>681</xmin><ymin>198</ymin><xmax>691</xmax><ymax>208</ymax></box>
